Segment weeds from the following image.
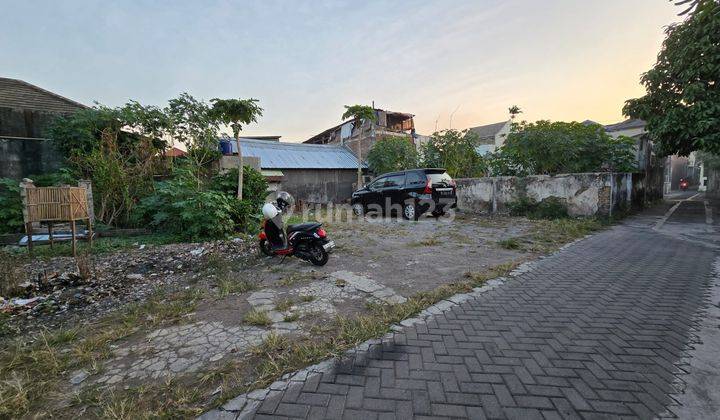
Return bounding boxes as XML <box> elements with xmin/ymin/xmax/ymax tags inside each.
<box><xmin>409</xmin><ymin>237</ymin><xmax>441</xmax><ymax>247</ymax></box>
<box><xmin>244</xmin><ymin>310</ymin><xmax>272</xmax><ymax>326</ymax></box>
<box><xmin>0</xmin><ymin>252</ymin><xmax>25</xmax><ymax>297</ymax></box>
<box><xmin>497</xmin><ymin>237</ymin><xmax>522</xmax><ymax>250</ymax></box>
<box><xmin>274</xmin><ymin>298</ymin><xmax>296</xmax><ymax>312</ymax></box>
<box><xmin>283</xmin><ymin>313</ymin><xmax>300</xmax><ymax>322</ymax></box>
<box><xmin>217</xmin><ymin>278</ymin><xmax>257</xmax><ymax>297</ymax></box>
<box><xmin>277</xmin><ymin>271</ymin><xmax>318</xmax><ymax>287</ymax></box>
<box><xmin>299</xmin><ymin>295</ymin><xmax>315</xmax><ymax>303</ymax></box>
<box><xmin>0</xmin><ymin>287</ymin><xmax>204</xmax><ymax>419</ymax></box>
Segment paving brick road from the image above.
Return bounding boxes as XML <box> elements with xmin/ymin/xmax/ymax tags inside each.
<box><xmin>223</xmin><ymin>202</ymin><xmax>719</xmax><ymax>419</ymax></box>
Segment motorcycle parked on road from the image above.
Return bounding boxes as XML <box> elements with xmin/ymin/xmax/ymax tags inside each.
<box><xmin>258</xmin><ymin>192</ymin><xmax>334</xmax><ymax>266</ymax></box>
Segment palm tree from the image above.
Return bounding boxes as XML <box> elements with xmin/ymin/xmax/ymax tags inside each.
<box><xmin>342</xmin><ymin>105</ymin><xmax>377</xmax><ymax>187</ymax></box>
<box><xmin>211</xmin><ymin>98</ymin><xmax>263</xmax><ymax>199</ymax></box>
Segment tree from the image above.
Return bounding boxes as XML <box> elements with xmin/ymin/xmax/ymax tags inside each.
<box><xmin>623</xmin><ymin>0</ymin><xmax>720</xmax><ymax>156</ymax></box>
<box><xmin>342</xmin><ymin>104</ymin><xmax>377</xmax><ymax>187</ymax></box>
<box><xmin>367</xmin><ymin>136</ymin><xmax>418</xmax><ymax>175</ymax></box>
<box><xmin>211</xmin><ymin>98</ymin><xmax>264</xmax><ymax>199</ymax></box>
<box><xmin>508</xmin><ymin>105</ymin><xmax>522</xmax><ymax>120</ymax></box>
<box><xmin>489</xmin><ymin>121</ymin><xmax>636</xmax><ymax>176</ymax></box>
<box><xmin>49</xmin><ymin>102</ymin><xmax>170</xmax><ymax>226</ymax></box>
<box><xmin>420</xmin><ymin>129</ymin><xmax>486</xmax><ymax>178</ymax></box>
<box><xmin>166</xmin><ymin>93</ymin><xmax>221</xmax><ymax>184</ymax></box>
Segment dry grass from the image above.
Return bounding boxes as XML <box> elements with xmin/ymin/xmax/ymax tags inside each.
<box><xmin>0</xmin><ymin>287</ymin><xmax>204</xmax><ymax>419</ymax></box>
<box><xmin>0</xmin><ymin>252</ymin><xmax>26</xmax><ymax>298</ymax></box>
<box><xmin>243</xmin><ymin>310</ymin><xmax>272</xmax><ymax>326</ymax></box>
<box><xmin>274</xmin><ymin>297</ymin><xmax>296</xmax><ymax>312</ymax></box>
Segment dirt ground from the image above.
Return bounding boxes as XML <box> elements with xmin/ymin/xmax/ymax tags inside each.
<box><xmin>0</xmin><ymin>211</ymin><xmax>565</xmax><ymax>417</ymax></box>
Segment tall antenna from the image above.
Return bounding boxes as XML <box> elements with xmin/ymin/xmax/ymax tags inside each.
<box><xmin>449</xmin><ymin>105</ymin><xmax>461</xmax><ymax>129</ymax></box>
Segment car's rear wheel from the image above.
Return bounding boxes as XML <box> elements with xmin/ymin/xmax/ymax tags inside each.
<box><xmin>352</xmin><ymin>203</ymin><xmax>364</xmax><ymax>216</ymax></box>
<box><xmin>402</xmin><ymin>202</ymin><xmax>418</xmax><ymax>221</ymax></box>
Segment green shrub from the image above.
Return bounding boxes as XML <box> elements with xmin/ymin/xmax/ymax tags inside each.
<box><xmin>133</xmin><ymin>166</ymin><xmax>267</xmax><ymax>240</ymax></box>
<box><xmin>508</xmin><ymin>196</ymin><xmax>568</xmax><ymax>220</ymax></box>
<box><xmin>0</xmin><ymin>179</ymin><xmax>23</xmax><ymax>234</ymax></box>
<box><xmin>210</xmin><ymin>166</ymin><xmax>267</xmax><ymax>208</ymax></box>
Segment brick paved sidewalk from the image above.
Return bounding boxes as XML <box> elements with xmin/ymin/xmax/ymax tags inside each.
<box><xmin>209</xmin><ymin>214</ymin><xmax>717</xmax><ymax>419</ymax></box>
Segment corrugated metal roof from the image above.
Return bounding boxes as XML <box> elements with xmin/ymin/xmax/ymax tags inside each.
<box><xmin>226</xmin><ymin>137</ymin><xmax>365</xmax><ymax>169</ymax></box>
<box><xmin>604</xmin><ymin>119</ymin><xmax>646</xmax><ymax>132</ymax></box>
<box><xmin>468</xmin><ymin>121</ymin><xmax>508</xmax><ymax>139</ymax></box>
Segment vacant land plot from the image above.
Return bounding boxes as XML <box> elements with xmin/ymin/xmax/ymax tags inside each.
<box><xmin>0</xmin><ymin>212</ymin><xmax>602</xmax><ymax>418</ymax></box>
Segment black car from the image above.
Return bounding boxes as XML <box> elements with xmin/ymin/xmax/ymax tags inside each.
<box><xmin>351</xmin><ymin>168</ymin><xmax>457</xmax><ymax>220</ymax></box>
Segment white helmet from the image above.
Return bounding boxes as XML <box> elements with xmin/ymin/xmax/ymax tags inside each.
<box><xmin>262</xmin><ymin>203</ymin><xmax>279</xmax><ymax>219</ymax></box>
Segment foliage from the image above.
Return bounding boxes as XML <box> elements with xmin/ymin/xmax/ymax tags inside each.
<box><xmin>210</xmin><ymin>166</ymin><xmax>267</xmax><ymax>206</ymax></box>
<box><xmin>507</xmin><ymin>196</ymin><xmax>568</xmax><ymax>220</ymax></box>
<box><xmin>134</xmin><ymin>165</ymin><xmax>266</xmax><ymax>240</ymax></box>
<box><xmin>210</xmin><ymin>98</ymin><xmax>264</xmax><ymax>199</ymax></box>
<box><xmin>49</xmin><ymin>101</ymin><xmax>171</xmax><ymax>227</ymax></box>
<box><xmin>341</xmin><ymin>105</ymin><xmax>376</xmax><ymax>123</ymax></box>
<box><xmin>697</xmin><ymin>151</ymin><xmax>720</xmax><ymax>170</ymax></box>
<box><xmin>29</xmin><ymin>169</ymin><xmax>76</xmax><ymax>187</ymax></box>
<box><xmin>71</xmin><ymin>130</ymin><xmax>159</xmax><ymax>227</ymax></box>
<box><xmin>0</xmin><ymin>178</ymin><xmax>23</xmax><ymax>234</ymax></box>
<box><xmin>366</xmin><ymin>136</ymin><xmax>418</xmax><ymax>175</ymax></box>
<box><xmin>211</xmin><ymin>99</ymin><xmax>263</xmax><ymax>138</ymax></box>
<box><xmin>420</xmin><ymin>129</ymin><xmax>486</xmax><ymax>178</ymax></box>
<box><xmin>623</xmin><ymin>1</ymin><xmax>720</xmax><ymax>156</ymax></box>
<box><xmin>490</xmin><ymin>121</ymin><xmax>636</xmax><ymax>176</ymax></box>
<box><xmin>166</xmin><ymin>93</ymin><xmax>221</xmax><ymax>170</ymax></box>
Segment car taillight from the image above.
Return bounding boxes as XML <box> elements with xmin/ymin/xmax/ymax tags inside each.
<box><xmin>424</xmin><ymin>178</ymin><xmax>432</xmax><ymax>194</ymax></box>
<box><xmin>317</xmin><ymin>228</ymin><xmax>326</xmax><ymax>238</ymax></box>
<box><xmin>259</xmin><ymin>231</ymin><xmax>267</xmax><ymax>240</ymax></box>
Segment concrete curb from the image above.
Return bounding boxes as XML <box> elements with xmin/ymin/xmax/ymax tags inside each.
<box><xmin>199</xmin><ymin>235</ymin><xmax>593</xmax><ymax>420</ymax></box>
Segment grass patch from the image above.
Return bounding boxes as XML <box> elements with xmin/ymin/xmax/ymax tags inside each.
<box><xmin>18</xmin><ymin>233</ymin><xmax>182</xmax><ymax>259</ymax></box>
<box><xmin>409</xmin><ymin>237</ymin><xmax>441</xmax><ymax>247</ymax></box>
<box><xmin>0</xmin><ymin>252</ymin><xmax>25</xmax><ymax>297</ymax></box>
<box><xmin>497</xmin><ymin>237</ymin><xmax>522</xmax><ymax>250</ymax></box>
<box><xmin>523</xmin><ymin>218</ymin><xmax>604</xmax><ymax>253</ymax></box>
<box><xmin>243</xmin><ymin>310</ymin><xmax>272</xmax><ymax>327</ymax></box>
<box><xmin>274</xmin><ymin>298</ymin><xmax>296</xmax><ymax>312</ymax></box>
<box><xmin>217</xmin><ymin>278</ymin><xmax>257</xmax><ymax>297</ymax></box>
<box><xmin>0</xmin><ymin>287</ymin><xmax>204</xmax><ymax>419</ymax></box>
<box><xmin>299</xmin><ymin>295</ymin><xmax>315</xmax><ymax>303</ymax></box>
<box><xmin>283</xmin><ymin>313</ymin><xmax>300</xmax><ymax>322</ymax></box>
<box><xmin>277</xmin><ymin>271</ymin><xmax>319</xmax><ymax>287</ymax></box>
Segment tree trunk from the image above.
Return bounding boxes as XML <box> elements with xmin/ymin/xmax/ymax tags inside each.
<box><xmin>235</xmin><ymin>133</ymin><xmax>243</xmax><ymax>200</ymax></box>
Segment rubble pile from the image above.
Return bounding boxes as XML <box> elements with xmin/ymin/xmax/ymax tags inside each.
<box><xmin>1</xmin><ymin>237</ymin><xmax>255</xmax><ymax>331</ymax></box>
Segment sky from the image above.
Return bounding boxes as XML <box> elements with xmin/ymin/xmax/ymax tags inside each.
<box><xmin>1</xmin><ymin>0</ymin><xmax>682</xmax><ymax>141</ymax></box>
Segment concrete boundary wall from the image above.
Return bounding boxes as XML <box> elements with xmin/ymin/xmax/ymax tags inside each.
<box><xmin>456</xmin><ymin>173</ymin><xmax>637</xmax><ymax>217</ymax></box>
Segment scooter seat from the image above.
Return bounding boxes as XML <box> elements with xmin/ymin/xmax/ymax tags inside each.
<box><xmin>287</xmin><ymin>222</ymin><xmax>321</xmax><ymax>233</ymax></box>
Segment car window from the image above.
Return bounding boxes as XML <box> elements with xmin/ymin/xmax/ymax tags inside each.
<box><xmin>367</xmin><ymin>176</ymin><xmax>386</xmax><ymax>190</ymax></box>
<box><xmin>406</xmin><ymin>171</ymin><xmax>426</xmax><ymax>185</ymax></box>
<box><xmin>427</xmin><ymin>171</ymin><xmax>453</xmax><ymax>185</ymax></box>
<box><xmin>382</xmin><ymin>174</ymin><xmax>405</xmax><ymax>189</ymax></box>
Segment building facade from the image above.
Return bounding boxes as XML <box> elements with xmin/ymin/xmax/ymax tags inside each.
<box><xmin>0</xmin><ymin>77</ymin><xmax>86</xmax><ymax>179</ymax></box>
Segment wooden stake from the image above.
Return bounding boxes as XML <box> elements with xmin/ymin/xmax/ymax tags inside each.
<box><xmin>70</xmin><ymin>220</ymin><xmax>77</xmax><ymax>257</ymax></box>
<box><xmin>48</xmin><ymin>222</ymin><xmax>54</xmax><ymax>248</ymax></box>
<box><xmin>87</xmin><ymin>220</ymin><xmax>93</xmax><ymax>249</ymax></box>
<box><xmin>25</xmin><ymin>222</ymin><xmax>33</xmax><ymax>255</ymax></box>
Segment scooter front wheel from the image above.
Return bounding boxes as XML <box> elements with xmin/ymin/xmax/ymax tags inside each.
<box><xmin>308</xmin><ymin>243</ymin><xmax>329</xmax><ymax>266</ymax></box>
<box><xmin>259</xmin><ymin>239</ymin><xmax>275</xmax><ymax>257</ymax></box>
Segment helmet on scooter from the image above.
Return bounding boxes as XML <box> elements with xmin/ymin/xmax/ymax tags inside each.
<box><xmin>276</xmin><ymin>191</ymin><xmax>295</xmax><ymax>211</ymax></box>
<box><xmin>262</xmin><ymin>203</ymin><xmax>279</xmax><ymax>219</ymax></box>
